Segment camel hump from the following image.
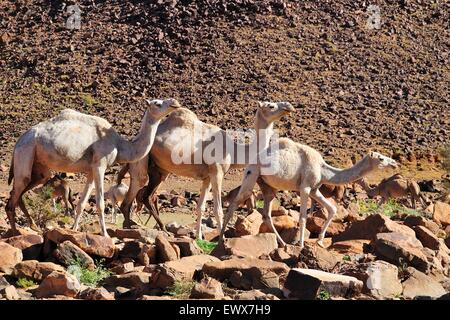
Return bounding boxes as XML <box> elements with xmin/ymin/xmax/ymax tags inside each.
<box><xmin>54</xmin><ymin>108</ymin><xmax>112</xmax><ymax>128</ymax></box>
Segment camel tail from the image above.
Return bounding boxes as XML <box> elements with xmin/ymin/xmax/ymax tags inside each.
<box><xmin>117</xmin><ymin>164</ymin><xmax>129</xmax><ymax>184</ymax></box>
<box><xmin>8</xmin><ymin>155</ymin><xmax>14</xmax><ymax>185</ymax></box>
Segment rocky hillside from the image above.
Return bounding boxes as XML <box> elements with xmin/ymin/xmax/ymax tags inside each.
<box><xmin>0</xmin><ymin>0</ymin><xmax>449</xmax><ymax>171</ymax></box>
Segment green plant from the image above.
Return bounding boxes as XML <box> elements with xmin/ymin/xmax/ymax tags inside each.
<box><xmin>22</xmin><ymin>185</ymin><xmax>61</xmax><ymax>229</ymax></box>
<box><xmin>196</xmin><ymin>239</ymin><xmax>217</xmax><ymax>254</ymax></box>
<box><xmin>255</xmin><ymin>199</ymin><xmax>264</xmax><ymax>209</ymax></box>
<box><xmin>16</xmin><ymin>278</ymin><xmax>36</xmax><ymax>288</ymax></box>
<box><xmin>68</xmin><ymin>258</ymin><xmax>111</xmax><ymax>287</ymax></box>
<box><xmin>80</xmin><ymin>93</ymin><xmax>97</xmax><ymax>107</ymax></box>
<box><xmin>165</xmin><ymin>281</ymin><xmax>195</xmax><ymax>299</ymax></box>
<box><xmin>342</xmin><ymin>255</ymin><xmax>351</xmax><ymax>262</ymax></box>
<box><xmin>318</xmin><ymin>290</ymin><xmax>331</xmax><ymax>300</ymax></box>
<box><xmin>357</xmin><ymin>199</ymin><xmax>379</xmax><ymax>214</ymax></box>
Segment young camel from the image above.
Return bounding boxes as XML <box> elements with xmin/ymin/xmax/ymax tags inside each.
<box><xmin>118</xmin><ymin>102</ymin><xmax>295</xmax><ymax>239</ymax></box>
<box><xmin>33</xmin><ymin>174</ymin><xmax>75</xmax><ymax>215</ymax></box>
<box><xmin>358</xmin><ymin>174</ymin><xmax>426</xmax><ymax>209</ymax></box>
<box><xmin>6</xmin><ymin>98</ymin><xmax>181</xmax><ymax>236</ymax></box>
<box><xmin>222</xmin><ymin>185</ymin><xmax>257</xmax><ymax>212</ymax></box>
<box><xmin>220</xmin><ymin>144</ymin><xmax>398</xmax><ymax>249</ymax></box>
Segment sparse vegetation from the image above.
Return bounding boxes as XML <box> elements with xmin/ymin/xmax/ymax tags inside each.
<box><xmin>343</xmin><ymin>255</ymin><xmax>351</xmax><ymax>262</ymax></box>
<box><xmin>16</xmin><ymin>278</ymin><xmax>36</xmax><ymax>288</ymax></box>
<box><xmin>67</xmin><ymin>258</ymin><xmax>111</xmax><ymax>287</ymax></box>
<box><xmin>165</xmin><ymin>280</ymin><xmax>195</xmax><ymax>299</ymax></box>
<box><xmin>255</xmin><ymin>199</ymin><xmax>264</xmax><ymax>209</ymax></box>
<box><xmin>318</xmin><ymin>290</ymin><xmax>331</xmax><ymax>300</ymax></box>
<box><xmin>80</xmin><ymin>93</ymin><xmax>97</xmax><ymax>107</ymax></box>
<box><xmin>356</xmin><ymin>199</ymin><xmax>421</xmax><ymax>218</ymax></box>
<box><xmin>196</xmin><ymin>239</ymin><xmax>217</xmax><ymax>254</ymax></box>
<box><xmin>22</xmin><ymin>185</ymin><xmax>60</xmax><ymax>229</ymax></box>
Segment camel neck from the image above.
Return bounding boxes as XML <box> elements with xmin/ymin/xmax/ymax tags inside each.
<box><xmin>321</xmin><ymin>155</ymin><xmax>376</xmax><ymax>185</ymax></box>
<box><xmin>117</xmin><ymin>110</ymin><xmax>161</xmax><ymax>164</ymax></box>
<box><xmin>254</xmin><ymin>111</ymin><xmax>275</xmax><ymax>151</ymax></box>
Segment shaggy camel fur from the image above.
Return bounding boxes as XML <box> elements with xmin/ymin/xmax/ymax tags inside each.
<box><xmin>220</xmin><ymin>145</ymin><xmax>398</xmax><ymax>249</ymax></box>
<box><xmin>118</xmin><ymin>101</ymin><xmax>295</xmax><ymax>238</ymax></box>
<box><xmin>358</xmin><ymin>174</ymin><xmax>426</xmax><ymax>209</ymax></box>
<box><xmin>34</xmin><ymin>174</ymin><xmax>75</xmax><ymax>215</ymax></box>
<box><xmin>6</xmin><ymin>98</ymin><xmax>181</xmax><ymax>236</ymax></box>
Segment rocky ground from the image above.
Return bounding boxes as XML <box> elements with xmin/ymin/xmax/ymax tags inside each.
<box><xmin>0</xmin><ymin>183</ymin><xmax>449</xmax><ymax>300</ymax></box>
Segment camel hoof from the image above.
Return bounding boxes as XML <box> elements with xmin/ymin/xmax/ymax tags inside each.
<box><xmin>123</xmin><ymin>219</ymin><xmax>139</xmax><ymax>229</ymax></box>
<box><xmin>316</xmin><ymin>240</ymin><xmax>325</xmax><ymax>248</ymax></box>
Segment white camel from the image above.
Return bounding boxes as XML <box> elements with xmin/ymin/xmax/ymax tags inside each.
<box><xmin>220</xmin><ymin>141</ymin><xmax>398</xmax><ymax>249</ymax></box>
<box><xmin>118</xmin><ymin>101</ymin><xmax>295</xmax><ymax>238</ymax></box>
<box><xmin>6</xmin><ymin>98</ymin><xmax>181</xmax><ymax>236</ymax></box>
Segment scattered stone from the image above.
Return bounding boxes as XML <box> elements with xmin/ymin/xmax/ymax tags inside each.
<box><xmin>283</xmin><ymin>268</ymin><xmax>363</xmax><ymax>300</ymax></box>
<box><xmin>190</xmin><ymin>276</ymin><xmax>224</xmax><ymax>299</ymax></box>
<box><xmin>2</xmin><ymin>234</ymin><xmax>43</xmax><ymax>260</ymax></box>
<box><xmin>171</xmin><ymin>195</ymin><xmax>187</xmax><ymax>207</ymax></box>
<box><xmin>12</xmin><ymin>260</ymin><xmax>65</xmax><ymax>282</ymax></box>
<box><xmin>0</xmin><ymin>285</ymin><xmax>19</xmax><ymax>300</ymax></box>
<box><xmin>259</xmin><ymin>215</ymin><xmax>297</xmax><ymax>233</ymax></box>
<box><xmin>169</xmin><ymin>237</ymin><xmax>201</xmax><ymax>257</ymax></box>
<box><xmin>109</xmin><ymin>228</ymin><xmax>148</xmax><ymax>241</ymax></box>
<box><xmin>104</xmin><ymin>272</ymin><xmax>151</xmax><ymax>290</ymax></box>
<box><xmin>110</xmin><ymin>261</ymin><xmax>135</xmax><ymax>275</ymax></box>
<box><xmin>0</xmin><ymin>242</ymin><xmax>23</xmax><ymax>274</ymax></box>
<box><xmin>53</xmin><ymin>241</ymin><xmax>95</xmax><ymax>270</ymax></box>
<box><xmin>342</xmin><ymin>260</ymin><xmax>402</xmax><ymax>298</ymax></box>
<box><xmin>433</xmin><ymin>201</ymin><xmax>450</xmax><ymax>226</ymax></box>
<box><xmin>328</xmin><ymin>240</ymin><xmax>371</xmax><ymax>255</ymax></box>
<box><xmin>413</xmin><ymin>225</ymin><xmax>441</xmax><ymax>250</ymax></box>
<box><xmin>2</xmin><ymin>228</ymin><xmax>38</xmax><ymax>239</ymax></box>
<box><xmin>155</xmin><ymin>234</ymin><xmax>180</xmax><ymax>262</ymax></box>
<box><xmin>119</xmin><ymin>240</ymin><xmax>156</xmax><ymax>266</ymax></box>
<box><xmin>404</xmin><ymin>215</ymin><xmax>440</xmax><ymax>235</ymax></box>
<box><xmin>402</xmin><ymin>267</ymin><xmax>447</xmax><ymax>299</ymax></box>
<box><xmin>220</xmin><ymin>233</ymin><xmax>278</xmax><ymax>258</ymax></box>
<box><xmin>306</xmin><ymin>216</ymin><xmax>345</xmax><ymax>236</ymax></box>
<box><xmin>333</xmin><ymin>213</ymin><xmax>415</xmax><ymax>242</ymax></box>
<box><xmin>236</xmin><ymin>289</ymin><xmax>280</xmax><ymax>300</ymax></box>
<box><xmin>35</xmin><ymin>271</ymin><xmax>81</xmax><ymax>298</ymax></box>
<box><xmin>45</xmin><ymin>228</ymin><xmax>115</xmax><ymax>258</ymax></box>
<box><xmin>373</xmin><ymin>232</ymin><xmax>429</xmax><ymax>273</ymax></box>
<box><xmin>77</xmin><ymin>286</ymin><xmax>115</xmax><ymax>300</ymax></box>
<box><xmin>151</xmin><ymin>255</ymin><xmax>219</xmax><ymax>289</ymax></box>
<box><xmin>299</xmin><ymin>243</ymin><xmax>339</xmax><ymax>271</ymax></box>
<box><xmin>234</xmin><ymin>211</ymin><xmax>263</xmax><ymax>236</ymax></box>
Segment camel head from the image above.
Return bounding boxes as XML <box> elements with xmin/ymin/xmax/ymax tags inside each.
<box><xmin>368</xmin><ymin>151</ymin><xmax>398</xmax><ymax>169</ymax></box>
<box><xmin>145</xmin><ymin>98</ymin><xmax>181</xmax><ymax>120</ymax></box>
<box><xmin>257</xmin><ymin>101</ymin><xmax>295</xmax><ymax>124</ymax></box>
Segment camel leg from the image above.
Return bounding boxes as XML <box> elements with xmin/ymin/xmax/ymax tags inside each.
<box><xmin>258</xmin><ymin>179</ymin><xmax>285</xmax><ymax>247</ymax></box>
<box><xmin>93</xmin><ymin>166</ymin><xmax>108</xmax><ymax>237</ymax></box>
<box><xmin>195</xmin><ymin>180</ymin><xmax>211</xmax><ymax>240</ymax></box>
<box><xmin>210</xmin><ymin>165</ymin><xmax>224</xmax><ymax>232</ymax></box>
<box><xmin>298</xmin><ymin>186</ymin><xmax>311</xmax><ymax>250</ymax></box>
<box><xmin>220</xmin><ymin>165</ymin><xmax>260</xmax><ymax>242</ymax></box>
<box><xmin>72</xmin><ymin>175</ymin><xmax>94</xmax><ymax>231</ymax></box>
<box><xmin>310</xmin><ymin>188</ymin><xmax>337</xmax><ymax>248</ymax></box>
<box><xmin>141</xmin><ymin>169</ymin><xmax>168</xmax><ymax>231</ymax></box>
<box><xmin>63</xmin><ymin>188</ymin><xmax>71</xmax><ymax>215</ymax></box>
<box><xmin>121</xmin><ymin>171</ymin><xmax>148</xmax><ymax>229</ymax></box>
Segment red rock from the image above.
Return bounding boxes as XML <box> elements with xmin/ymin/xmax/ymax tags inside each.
<box><xmin>155</xmin><ymin>234</ymin><xmax>180</xmax><ymax>262</ymax></box>
<box><xmin>328</xmin><ymin>240</ymin><xmax>371</xmax><ymax>255</ymax></box>
<box><xmin>235</xmin><ymin>211</ymin><xmax>263</xmax><ymax>236</ymax></box>
<box><xmin>433</xmin><ymin>201</ymin><xmax>450</xmax><ymax>226</ymax></box>
<box><xmin>35</xmin><ymin>271</ymin><xmax>81</xmax><ymax>298</ymax></box>
<box><xmin>190</xmin><ymin>276</ymin><xmax>224</xmax><ymax>299</ymax></box>
<box><xmin>45</xmin><ymin>228</ymin><xmax>115</xmax><ymax>258</ymax></box>
<box><xmin>259</xmin><ymin>215</ymin><xmax>297</xmax><ymax>233</ymax></box>
<box><xmin>221</xmin><ymin>233</ymin><xmax>278</xmax><ymax>258</ymax></box>
<box><xmin>404</xmin><ymin>215</ymin><xmax>440</xmax><ymax>235</ymax></box>
<box><xmin>103</xmin><ymin>272</ymin><xmax>151</xmax><ymax>289</ymax></box>
<box><xmin>0</xmin><ymin>285</ymin><xmax>19</xmax><ymax>300</ymax></box>
<box><xmin>2</xmin><ymin>234</ymin><xmax>43</xmax><ymax>260</ymax></box>
<box><xmin>299</xmin><ymin>242</ymin><xmax>340</xmax><ymax>271</ymax></box>
<box><xmin>77</xmin><ymin>286</ymin><xmax>114</xmax><ymax>300</ymax></box>
<box><xmin>402</xmin><ymin>267</ymin><xmax>446</xmax><ymax>299</ymax></box>
<box><xmin>53</xmin><ymin>241</ymin><xmax>95</xmax><ymax>270</ymax></box>
<box><xmin>12</xmin><ymin>260</ymin><xmax>65</xmax><ymax>282</ymax></box>
<box><xmin>413</xmin><ymin>225</ymin><xmax>441</xmax><ymax>250</ymax></box>
<box><xmin>306</xmin><ymin>216</ymin><xmax>345</xmax><ymax>236</ymax></box>
<box><xmin>0</xmin><ymin>242</ymin><xmax>23</xmax><ymax>274</ymax></box>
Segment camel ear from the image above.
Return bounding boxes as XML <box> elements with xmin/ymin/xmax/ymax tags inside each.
<box><xmin>257</xmin><ymin>101</ymin><xmax>264</xmax><ymax>109</ymax></box>
<box><xmin>144</xmin><ymin>99</ymin><xmax>152</xmax><ymax>106</ymax></box>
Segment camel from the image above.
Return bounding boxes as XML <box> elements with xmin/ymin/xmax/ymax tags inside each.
<box><xmin>33</xmin><ymin>174</ymin><xmax>75</xmax><ymax>215</ymax></box>
<box><xmin>118</xmin><ymin>101</ymin><xmax>295</xmax><ymax>239</ymax></box>
<box><xmin>6</xmin><ymin>98</ymin><xmax>181</xmax><ymax>236</ymax></box>
<box><xmin>222</xmin><ymin>185</ymin><xmax>257</xmax><ymax>212</ymax></box>
<box><xmin>358</xmin><ymin>174</ymin><xmax>426</xmax><ymax>209</ymax></box>
<box><xmin>220</xmin><ymin>142</ymin><xmax>398</xmax><ymax>249</ymax></box>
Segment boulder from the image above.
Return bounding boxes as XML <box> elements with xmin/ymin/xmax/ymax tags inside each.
<box><xmin>168</xmin><ymin>237</ymin><xmax>201</xmax><ymax>257</ymax></box>
<box><xmin>235</xmin><ymin>211</ymin><xmax>263</xmax><ymax>236</ymax></box>
<box><xmin>202</xmin><ymin>258</ymin><xmax>289</xmax><ymax>282</ymax></box>
<box><xmin>220</xmin><ymin>233</ymin><xmax>278</xmax><ymax>258</ymax></box>
<box><xmin>342</xmin><ymin>260</ymin><xmax>402</xmax><ymax>298</ymax></box>
<box><xmin>35</xmin><ymin>271</ymin><xmax>81</xmax><ymax>298</ymax></box>
<box><xmin>118</xmin><ymin>241</ymin><xmax>156</xmax><ymax>265</ymax></box>
<box><xmin>103</xmin><ymin>272</ymin><xmax>151</xmax><ymax>290</ymax></box>
<box><xmin>283</xmin><ymin>268</ymin><xmax>363</xmax><ymax>300</ymax></box>
<box><xmin>373</xmin><ymin>232</ymin><xmax>429</xmax><ymax>273</ymax></box>
<box><xmin>109</xmin><ymin>228</ymin><xmax>148</xmax><ymax>241</ymax></box>
<box><xmin>0</xmin><ymin>242</ymin><xmax>23</xmax><ymax>274</ymax></box>
<box><xmin>155</xmin><ymin>234</ymin><xmax>180</xmax><ymax>262</ymax></box>
<box><xmin>151</xmin><ymin>255</ymin><xmax>219</xmax><ymax>289</ymax></box>
<box><xmin>259</xmin><ymin>215</ymin><xmax>297</xmax><ymax>233</ymax></box>
<box><xmin>299</xmin><ymin>243</ymin><xmax>340</xmax><ymax>271</ymax></box>
<box><xmin>235</xmin><ymin>290</ymin><xmax>280</xmax><ymax>300</ymax></box>
<box><xmin>109</xmin><ymin>261</ymin><xmax>135</xmax><ymax>275</ymax></box>
<box><xmin>433</xmin><ymin>201</ymin><xmax>450</xmax><ymax>226</ymax></box>
<box><xmin>0</xmin><ymin>275</ymin><xmax>10</xmax><ymax>288</ymax></box>
<box><xmin>77</xmin><ymin>286</ymin><xmax>115</xmax><ymax>300</ymax></box>
<box><xmin>53</xmin><ymin>241</ymin><xmax>95</xmax><ymax>270</ymax></box>
<box><xmin>404</xmin><ymin>215</ymin><xmax>441</xmax><ymax>235</ymax></box>
<box><xmin>190</xmin><ymin>276</ymin><xmax>224</xmax><ymax>299</ymax></box>
<box><xmin>45</xmin><ymin>228</ymin><xmax>115</xmax><ymax>258</ymax></box>
<box><xmin>2</xmin><ymin>228</ymin><xmax>38</xmax><ymax>239</ymax></box>
<box><xmin>2</xmin><ymin>234</ymin><xmax>43</xmax><ymax>260</ymax></box>
<box><xmin>413</xmin><ymin>226</ymin><xmax>441</xmax><ymax>250</ymax></box>
<box><xmin>0</xmin><ymin>285</ymin><xmax>19</xmax><ymax>300</ymax></box>
<box><xmin>306</xmin><ymin>216</ymin><xmax>345</xmax><ymax>236</ymax></box>
<box><xmin>12</xmin><ymin>260</ymin><xmax>65</xmax><ymax>282</ymax></box>
<box><xmin>328</xmin><ymin>240</ymin><xmax>371</xmax><ymax>255</ymax></box>
<box><xmin>402</xmin><ymin>267</ymin><xmax>447</xmax><ymax>299</ymax></box>
<box><xmin>229</xmin><ymin>268</ymin><xmax>280</xmax><ymax>290</ymax></box>
<box><xmin>333</xmin><ymin>214</ymin><xmax>415</xmax><ymax>242</ymax></box>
